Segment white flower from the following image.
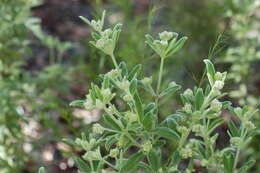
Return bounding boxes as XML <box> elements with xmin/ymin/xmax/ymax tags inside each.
<box><xmin>159</xmin><ymin>31</ymin><xmax>174</xmax><ymax>41</ymax></box>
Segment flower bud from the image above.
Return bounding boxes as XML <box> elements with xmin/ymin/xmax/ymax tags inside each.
<box><xmin>106</xmin><ymin>69</ymin><xmax>121</xmax><ymax>79</ymax></box>
<box><xmin>90</xmin><ymin>20</ymin><xmax>102</xmax><ymax>32</ymax></box>
<box><xmin>180</xmin><ymin>146</ymin><xmax>192</xmax><ymax>159</ymax></box>
<box><xmin>210</xmin><ymin>99</ymin><xmax>222</xmax><ymax>112</ymax></box>
<box><xmin>215</xmin><ymin>72</ymin><xmax>222</xmax><ymax>81</ymax></box>
<box><xmin>101</xmin><ymin>88</ymin><xmax>112</xmax><ymax>98</ymax></box>
<box><xmin>234</xmin><ymin>107</ymin><xmax>243</xmax><ymax>117</ymax></box>
<box><xmin>201</xmin><ymin>159</ymin><xmax>209</xmax><ymax>167</ymax></box>
<box><xmin>83</xmin><ymin>149</ymin><xmax>102</xmax><ymax>161</ymax></box>
<box><xmin>177</xmin><ymin>126</ymin><xmax>188</xmax><ymax>135</ymax></box>
<box><xmin>92</xmin><ymin>123</ymin><xmax>105</xmax><ymax>134</ymax></box>
<box><xmin>107</xmin><ymin>105</ymin><xmax>116</xmax><ymax>115</ymax></box>
<box><xmin>183</xmin><ymin>89</ymin><xmax>193</xmax><ymax>98</ymax></box>
<box><xmin>141</xmin><ymin>77</ymin><xmax>152</xmax><ymax>86</ymax></box>
<box><xmin>168</xmin><ymin>81</ymin><xmax>178</xmax><ymax>88</ymax></box>
<box><xmin>117</xmin><ymin>135</ymin><xmax>127</xmax><ymax>148</ymax></box>
<box><xmin>123</xmin><ymin>94</ymin><xmax>132</xmax><ymax>102</ymax></box>
<box><xmin>125</xmin><ymin>111</ymin><xmax>138</xmax><ymax>122</ymax></box>
<box><xmin>183</xmin><ymin>103</ymin><xmax>192</xmax><ymax>114</ymax></box>
<box><xmin>143</xmin><ymin>140</ymin><xmax>152</xmax><ymax>153</ymax></box>
<box><xmin>244</xmin><ymin>121</ymin><xmax>255</xmax><ymax>130</ymax></box>
<box><xmin>118</xmin><ymin>80</ymin><xmax>130</xmax><ymax>90</ymax></box>
<box><xmin>160</xmin><ymin>40</ymin><xmax>168</xmax><ymax>47</ymax></box>
<box><xmin>95</xmin><ymin>99</ymin><xmax>104</xmax><ymax>109</ymax></box>
<box><xmin>102</xmin><ymin>29</ymin><xmax>112</xmax><ymax>38</ymax></box>
<box><xmin>192</xmin><ymin>124</ymin><xmax>204</xmax><ymax>135</ymax></box>
<box><xmin>109</xmin><ymin>148</ymin><xmax>119</xmax><ymax>158</ymax></box>
<box><xmin>213</xmin><ymin>80</ymin><xmax>224</xmax><ymax>90</ymax></box>
<box><xmin>159</xmin><ymin>31</ymin><xmax>174</xmax><ymax>41</ymax></box>
<box><xmin>84</xmin><ymin>100</ymin><xmax>95</xmax><ymax>110</ymax></box>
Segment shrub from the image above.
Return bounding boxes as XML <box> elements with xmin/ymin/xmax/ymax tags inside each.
<box><xmin>64</xmin><ymin>11</ymin><xmax>258</xmax><ymax>173</ymax></box>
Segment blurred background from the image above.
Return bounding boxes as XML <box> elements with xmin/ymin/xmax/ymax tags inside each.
<box><xmin>0</xmin><ymin>0</ymin><xmax>259</xmax><ymax>172</ymax></box>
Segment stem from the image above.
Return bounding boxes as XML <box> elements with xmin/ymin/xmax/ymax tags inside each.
<box><xmin>157</xmin><ymin>57</ymin><xmax>165</xmax><ymax>95</ymax></box>
<box><xmin>233</xmin><ymin>148</ymin><xmax>240</xmax><ymax>172</ymax></box>
<box><xmin>110</xmin><ymin>53</ymin><xmax>119</xmax><ymax>69</ymax></box>
<box><xmin>102</xmin><ymin>159</ymin><xmax>117</xmax><ymax>170</ymax></box>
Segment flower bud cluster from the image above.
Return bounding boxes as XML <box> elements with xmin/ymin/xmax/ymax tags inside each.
<box><xmin>75</xmin><ymin>138</ymin><xmax>96</xmax><ymax>151</ymax></box>
<box><xmin>180</xmin><ymin>146</ymin><xmax>193</xmax><ymax>159</ymax></box>
<box><xmin>192</xmin><ymin>124</ymin><xmax>204</xmax><ymax>136</ymax></box>
<box><xmin>141</xmin><ymin>77</ymin><xmax>152</xmax><ymax>86</ymax></box>
<box><xmin>109</xmin><ymin>148</ymin><xmax>119</xmax><ymax>158</ymax></box>
<box><xmin>183</xmin><ymin>103</ymin><xmax>192</xmax><ymax>114</ymax></box>
<box><xmin>83</xmin><ymin>148</ymin><xmax>102</xmax><ymax>161</ymax></box>
<box><xmin>84</xmin><ymin>87</ymin><xmax>115</xmax><ymax>111</ymax></box>
<box><xmin>125</xmin><ymin>111</ymin><xmax>138</xmax><ymax>123</ymax></box>
<box><xmin>177</xmin><ymin>126</ymin><xmax>189</xmax><ymax>136</ymax></box>
<box><xmin>143</xmin><ymin>140</ymin><xmax>152</xmax><ymax>153</ymax></box>
<box><xmin>105</xmin><ymin>69</ymin><xmax>121</xmax><ymax>79</ymax></box>
<box><xmin>210</xmin><ymin>99</ymin><xmax>222</xmax><ymax>112</ymax></box>
<box><xmin>92</xmin><ymin>123</ymin><xmax>105</xmax><ymax>134</ymax></box>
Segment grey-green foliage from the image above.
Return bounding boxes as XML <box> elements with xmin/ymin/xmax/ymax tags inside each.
<box><xmin>26</xmin><ymin>18</ymin><xmax>73</xmax><ymax>64</ymax></box>
<box><xmin>68</xmin><ymin>11</ymin><xmax>258</xmax><ymax>173</ymax></box>
<box><xmin>222</xmin><ymin>0</ymin><xmax>260</xmax><ymax>171</ymax></box>
<box><xmin>0</xmin><ymin>0</ymin><xmax>40</xmax><ymax>172</ymax></box>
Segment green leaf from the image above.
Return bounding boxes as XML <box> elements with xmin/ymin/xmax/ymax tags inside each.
<box><xmin>142</xmin><ymin>112</ymin><xmax>155</xmax><ymax>130</ymax></box>
<box><xmin>203</xmin><ymin>59</ymin><xmax>215</xmax><ymax>80</ymax></box>
<box><xmin>159</xmin><ymin>84</ymin><xmax>181</xmax><ymax>97</ymax></box>
<box><xmin>103</xmin><ymin>115</ymin><xmax>121</xmax><ymax>131</ymax></box>
<box><xmin>195</xmin><ymin>88</ymin><xmax>204</xmax><ymax>110</ymax></box>
<box><xmin>134</xmin><ymin>93</ymin><xmax>144</xmax><ymax>121</ymax></box>
<box><xmin>112</xmin><ymin>24</ymin><xmax>122</xmax><ymax>42</ymax></box>
<box><xmin>69</xmin><ymin>100</ymin><xmax>85</xmax><ymax>107</ymax></box>
<box><xmin>223</xmin><ymin>154</ymin><xmax>235</xmax><ymax>173</ymax></box>
<box><xmin>207</xmin><ymin>118</ymin><xmax>224</xmax><ymax>134</ymax></box>
<box><xmin>130</xmin><ymin>79</ymin><xmax>138</xmax><ymax>96</ymax></box>
<box><xmin>165</xmin><ymin>117</ymin><xmax>178</xmax><ymax>130</ymax></box>
<box><xmin>171</xmin><ymin>151</ymin><xmax>181</xmax><ymax>166</ymax></box>
<box><xmin>120</xmin><ymin>151</ymin><xmax>145</xmax><ymax>173</ymax></box>
<box><xmin>128</xmin><ymin>64</ymin><xmax>142</xmax><ymax>80</ymax></box>
<box><xmin>74</xmin><ymin>157</ymin><xmax>91</xmax><ymax>172</ymax></box>
<box><xmin>38</xmin><ymin>167</ymin><xmax>45</xmax><ymax>173</ymax></box>
<box><xmin>144</xmin><ymin>102</ymin><xmax>156</xmax><ymax>115</ymax></box>
<box><xmin>228</xmin><ymin>120</ymin><xmax>239</xmax><ymax>137</ymax></box>
<box><xmin>145</xmin><ymin>34</ymin><xmax>154</xmax><ymax>44</ymax></box>
<box><xmin>105</xmin><ymin>135</ymin><xmax>118</xmax><ymax>150</ymax></box>
<box><xmin>119</xmin><ymin>62</ymin><xmax>128</xmax><ymax>77</ymax></box>
<box><xmin>166</xmin><ymin>36</ymin><xmax>188</xmax><ymax>57</ymax></box>
<box><xmin>154</xmin><ymin>127</ymin><xmax>180</xmax><ymax>140</ymax></box>
<box><xmin>94</xmin><ymin>85</ymin><xmax>103</xmax><ymax>100</ymax></box>
<box><xmin>238</xmin><ymin>159</ymin><xmax>255</xmax><ymax>173</ymax></box>
<box><xmin>102</xmin><ymin>76</ymin><xmax>110</xmax><ymax>89</ymax></box>
<box><xmin>79</xmin><ymin>16</ymin><xmax>91</xmax><ymax>26</ymax></box>
<box><xmin>62</xmin><ymin>138</ymin><xmax>77</xmax><ymax>146</ymax></box>
<box><xmin>91</xmin><ymin>32</ymin><xmax>101</xmax><ymax>41</ymax></box>
<box><xmin>148</xmin><ymin>149</ymin><xmax>161</xmax><ymax>171</ymax></box>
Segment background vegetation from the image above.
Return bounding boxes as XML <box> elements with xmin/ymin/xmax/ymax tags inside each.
<box><xmin>0</xmin><ymin>0</ymin><xmax>259</xmax><ymax>172</ymax></box>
